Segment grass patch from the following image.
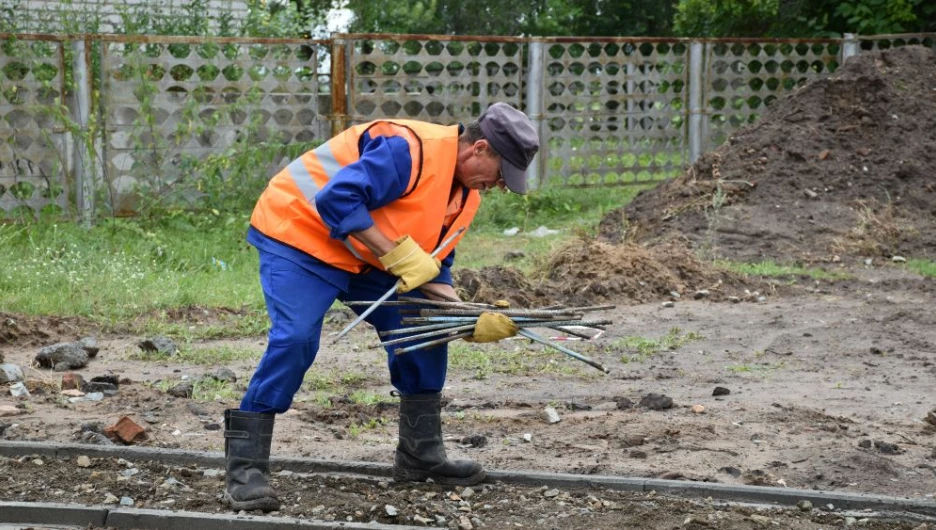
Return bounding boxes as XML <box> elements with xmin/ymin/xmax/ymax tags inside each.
<box><xmin>725</xmin><ymin>362</ymin><xmax>786</xmax><ymax>375</ymax></box>
<box><xmin>0</xmin><ymin>184</ymin><xmax>654</xmax><ymax>330</ymax></box>
<box><xmin>348</xmin><ymin>389</ymin><xmax>394</xmax><ymax>406</ymax></box>
<box><xmin>447</xmin><ymin>341</ymin><xmax>588</xmax><ymax>379</ymax></box>
<box><xmin>907</xmin><ymin>259</ymin><xmax>936</xmax><ymax>278</ymax></box>
<box><xmin>151</xmin><ymin>377</ymin><xmax>239</xmax><ymax>401</ymax></box>
<box><xmin>474</xmin><ymin>185</ymin><xmax>650</xmax><ymax>232</ymax></box>
<box><xmin>128</xmin><ymin>343</ymin><xmax>262</xmax><ymax>365</ymax></box>
<box><xmin>0</xmin><ymin>216</ymin><xmax>262</xmax><ymax>324</ymax></box>
<box><xmin>175</xmin><ymin>344</ymin><xmax>261</xmax><ymax>365</ymax></box>
<box><xmin>296</xmin><ymin>389</ymin><xmax>392</xmax><ymax>409</ymax></box>
<box><xmin>347</xmin><ymin>417</ymin><xmax>389</xmax><ymax>438</ymax></box>
<box><xmin>303</xmin><ymin>369</ymin><xmax>371</xmax><ymax>392</ymax></box>
<box><xmin>135</xmin><ymin>311</ymin><xmax>270</xmax><ymax>341</ymax></box>
<box><xmin>458</xmin><ymin>185</ymin><xmax>651</xmax><ymax>271</ymax></box>
<box><xmin>611</xmin><ymin>327</ymin><xmax>702</xmax><ymax>363</ymax></box>
<box><xmin>718</xmin><ymin>260</ymin><xmax>850</xmax><ymax>280</ymax></box>
<box><xmin>455</xmin><ymin>231</ymin><xmax>560</xmax><ymax>272</ymax></box>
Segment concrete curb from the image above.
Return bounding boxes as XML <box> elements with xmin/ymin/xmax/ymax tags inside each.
<box><xmin>485</xmin><ymin>470</ymin><xmax>936</xmax><ymax>516</ymax></box>
<box><xmin>0</xmin><ymin>440</ymin><xmax>391</xmax><ymax>477</ymax></box>
<box><xmin>0</xmin><ymin>502</ymin><xmax>440</xmax><ymax>530</ymax></box>
<box><xmin>0</xmin><ymin>502</ymin><xmax>106</xmax><ymax>527</ymax></box>
<box><xmin>3</xmin><ymin>441</ymin><xmax>935</xmax><ymax>519</ymax></box>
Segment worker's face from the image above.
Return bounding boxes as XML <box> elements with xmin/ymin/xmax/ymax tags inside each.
<box><xmin>455</xmin><ymin>140</ymin><xmax>506</xmax><ymax>192</ymax></box>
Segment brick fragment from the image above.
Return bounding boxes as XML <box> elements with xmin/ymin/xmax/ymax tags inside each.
<box><xmin>61</xmin><ymin>373</ymin><xmax>85</xmax><ymax>391</ymax></box>
<box><xmin>104</xmin><ymin>416</ymin><xmax>146</xmax><ymax>444</ymax></box>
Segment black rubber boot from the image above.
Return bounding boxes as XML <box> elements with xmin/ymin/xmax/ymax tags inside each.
<box><xmin>394</xmin><ymin>393</ymin><xmax>485</xmax><ymax>486</ymax></box>
<box><xmin>222</xmin><ymin>409</ymin><xmax>280</xmax><ymax>512</ymax></box>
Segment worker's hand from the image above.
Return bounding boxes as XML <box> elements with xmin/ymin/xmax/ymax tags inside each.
<box><xmin>419</xmin><ymin>282</ymin><xmax>460</xmax><ymax>302</ymax></box>
<box><xmin>465</xmin><ymin>312</ymin><xmax>519</xmax><ymax>343</ymax></box>
<box><xmin>378</xmin><ymin>236</ymin><xmax>441</xmax><ymax>293</ymax></box>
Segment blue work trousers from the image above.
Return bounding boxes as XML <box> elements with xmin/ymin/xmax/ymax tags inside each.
<box><xmin>240</xmin><ymin>250</ymin><xmax>449</xmax><ymax>413</ymax></box>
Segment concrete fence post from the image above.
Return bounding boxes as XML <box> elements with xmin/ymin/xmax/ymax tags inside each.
<box><xmin>525</xmin><ymin>39</ymin><xmax>545</xmax><ymax>190</ymax></box>
<box><xmin>330</xmin><ymin>35</ymin><xmax>349</xmax><ymax>136</ymax></box>
<box><xmin>626</xmin><ymin>61</ymin><xmax>635</xmax><ymax>146</ymax></box>
<box><xmin>687</xmin><ymin>40</ymin><xmax>704</xmax><ymax>164</ymax></box>
<box><xmin>843</xmin><ymin>33</ymin><xmax>860</xmax><ymax>63</ymax></box>
<box><xmin>71</xmin><ymin>38</ymin><xmax>94</xmax><ymax>226</ymax></box>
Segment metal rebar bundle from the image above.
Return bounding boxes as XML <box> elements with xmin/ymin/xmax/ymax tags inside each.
<box><xmin>346</xmin><ymin>298</ymin><xmax>615</xmax><ymax>373</ymax></box>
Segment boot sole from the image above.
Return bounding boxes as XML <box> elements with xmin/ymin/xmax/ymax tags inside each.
<box><xmin>393</xmin><ymin>467</ymin><xmax>487</xmax><ymax>486</ymax></box>
<box><xmin>223</xmin><ymin>492</ymin><xmax>281</xmax><ymax>512</ymax></box>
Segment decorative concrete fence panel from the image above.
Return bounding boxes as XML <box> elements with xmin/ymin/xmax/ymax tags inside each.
<box><xmin>98</xmin><ymin>35</ymin><xmax>331</xmax><ymax>215</ymax></box>
<box><xmin>1</xmin><ymin>31</ymin><xmax>934</xmax><ymax>220</ymax></box>
<box><xmin>0</xmin><ymin>35</ymin><xmax>69</xmax><ymax>218</ymax></box>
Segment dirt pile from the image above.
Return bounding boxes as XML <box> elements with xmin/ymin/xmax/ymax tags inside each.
<box><xmin>464</xmin><ymin>46</ymin><xmax>936</xmax><ymax>305</ymax></box>
<box><xmin>455</xmin><ymin>240</ymin><xmax>742</xmax><ymax>306</ymax></box>
<box><xmin>0</xmin><ymin>312</ymin><xmax>83</xmax><ymax>347</ymax></box>
<box><xmin>615</xmin><ymin>45</ymin><xmax>936</xmax><ymax>263</ymax></box>
<box><xmin>542</xmin><ymin>240</ymin><xmax>736</xmax><ymax>302</ymax></box>
<box><xmin>455</xmin><ymin>266</ymin><xmax>541</xmax><ymax>307</ymax></box>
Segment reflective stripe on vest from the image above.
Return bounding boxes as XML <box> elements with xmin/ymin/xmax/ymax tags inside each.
<box><xmin>314</xmin><ymin>142</ymin><xmax>343</xmax><ymax>180</ymax></box>
<box><xmin>288</xmin><ymin>158</ymin><xmax>319</xmax><ymax>205</ymax></box>
<box><xmin>287</xmin><ymin>147</ymin><xmax>365</xmax><ymax>261</ymax></box>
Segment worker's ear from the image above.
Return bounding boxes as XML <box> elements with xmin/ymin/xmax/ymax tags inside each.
<box><xmin>473</xmin><ymin>139</ymin><xmax>491</xmax><ymax>156</ymax></box>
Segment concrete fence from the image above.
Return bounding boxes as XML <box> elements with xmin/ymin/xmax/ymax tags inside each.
<box><xmin>0</xmin><ymin>32</ymin><xmax>933</xmax><ymax>220</ymax></box>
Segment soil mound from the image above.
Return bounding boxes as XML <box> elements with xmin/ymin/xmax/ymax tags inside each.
<box><xmin>0</xmin><ymin>312</ymin><xmax>83</xmax><ymax>347</ymax></box>
<box><xmin>455</xmin><ymin>266</ymin><xmax>542</xmax><ymax>307</ymax></box>
<box><xmin>542</xmin><ymin>240</ymin><xmax>734</xmax><ymax>303</ymax></box>
<box><xmin>615</xmin><ymin>45</ymin><xmax>936</xmax><ymax>263</ymax></box>
<box><xmin>455</xmin><ymin>240</ymin><xmax>743</xmax><ymax>306</ymax></box>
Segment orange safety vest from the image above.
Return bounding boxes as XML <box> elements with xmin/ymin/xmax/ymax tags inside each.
<box><xmin>250</xmin><ymin>120</ymin><xmax>481</xmax><ymax>273</ymax></box>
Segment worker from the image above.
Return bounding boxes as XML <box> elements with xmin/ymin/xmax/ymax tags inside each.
<box><xmin>223</xmin><ymin>103</ymin><xmax>540</xmax><ymax>511</ymax></box>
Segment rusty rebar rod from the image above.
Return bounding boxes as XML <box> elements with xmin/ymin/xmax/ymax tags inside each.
<box><xmin>342</xmin><ymin>298</ymin><xmax>492</xmax><ymax>309</ymax></box>
<box><xmin>375</xmin><ymin>324</ymin><xmax>476</xmax><ymax>348</ymax></box>
<box><xmin>559</xmin><ymin>304</ymin><xmax>617</xmax><ymax>313</ymax></box>
<box><xmin>517</xmin><ymin>328</ymin><xmax>610</xmax><ymax>374</ymax></box>
<box><xmin>517</xmin><ymin>319</ymin><xmax>611</xmax><ymax>328</ymax></box>
<box><xmin>401</xmin><ymin>317</ymin><xmax>611</xmax><ymax>328</ymax></box>
<box><xmin>342</xmin><ymin>301</ymin><xmax>444</xmax><ymax>307</ymax></box>
<box><xmin>546</xmin><ymin>326</ymin><xmax>598</xmax><ymax>340</ymax></box>
<box><xmin>393</xmin><ymin>331</ymin><xmax>474</xmax><ymax>355</ymax></box>
<box><xmin>398</xmin><ymin>296</ymin><xmax>494</xmax><ymax>309</ymax></box>
<box><xmin>417</xmin><ymin>308</ymin><xmax>581</xmax><ymax>318</ymax></box>
<box><xmin>378</xmin><ymin>321</ymin><xmax>471</xmax><ymax>337</ymax></box>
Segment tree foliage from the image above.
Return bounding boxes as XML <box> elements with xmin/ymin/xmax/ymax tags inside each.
<box><xmin>340</xmin><ymin>0</ymin><xmax>674</xmax><ymax>36</ymax></box>
<box><xmin>563</xmin><ymin>0</ymin><xmax>676</xmax><ymax>36</ymax></box>
<box><xmin>672</xmin><ymin>0</ymin><xmax>778</xmax><ymax>37</ymax></box>
<box><xmin>344</xmin><ymin>0</ymin><xmax>538</xmax><ymax>35</ymax></box>
<box><xmin>331</xmin><ymin>0</ymin><xmax>936</xmax><ymax>38</ymax></box>
<box><xmin>4</xmin><ymin>0</ymin><xmax>935</xmax><ymax>37</ymax></box>
<box><xmin>673</xmin><ymin>0</ymin><xmax>936</xmax><ymax>37</ymax></box>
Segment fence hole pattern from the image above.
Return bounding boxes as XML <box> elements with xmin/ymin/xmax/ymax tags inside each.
<box><xmin>1</xmin><ymin>33</ymin><xmax>934</xmax><ymax>218</ymax></box>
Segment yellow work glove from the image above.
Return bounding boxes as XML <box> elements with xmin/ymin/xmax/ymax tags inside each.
<box><xmin>465</xmin><ymin>312</ymin><xmax>519</xmax><ymax>343</ymax></box>
<box><xmin>378</xmin><ymin>236</ymin><xmax>441</xmax><ymax>294</ymax></box>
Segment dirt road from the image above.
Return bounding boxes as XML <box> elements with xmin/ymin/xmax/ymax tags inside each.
<box><xmin>2</xmin><ymin>264</ymin><xmax>935</xmax><ymax>528</ymax></box>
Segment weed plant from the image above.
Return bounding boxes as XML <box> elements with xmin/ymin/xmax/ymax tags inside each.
<box><xmin>907</xmin><ymin>259</ymin><xmax>936</xmax><ymax>278</ymax></box>
<box><xmin>473</xmin><ymin>185</ymin><xmax>649</xmax><ymax>234</ymax></box>
<box><xmin>151</xmin><ymin>377</ymin><xmax>238</xmax><ymax>401</ymax></box>
<box><xmin>132</xmin><ymin>343</ymin><xmax>261</xmax><ymax>365</ymax></box>
<box><xmin>611</xmin><ymin>327</ymin><xmax>702</xmax><ymax>363</ymax></box>
<box><xmin>718</xmin><ymin>260</ymin><xmax>850</xmax><ymax>280</ymax></box>
<box><xmin>460</xmin><ymin>185</ymin><xmax>649</xmax><ymax>271</ymax></box>
<box><xmin>447</xmin><ymin>341</ymin><xmax>589</xmax><ymax>379</ymax></box>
